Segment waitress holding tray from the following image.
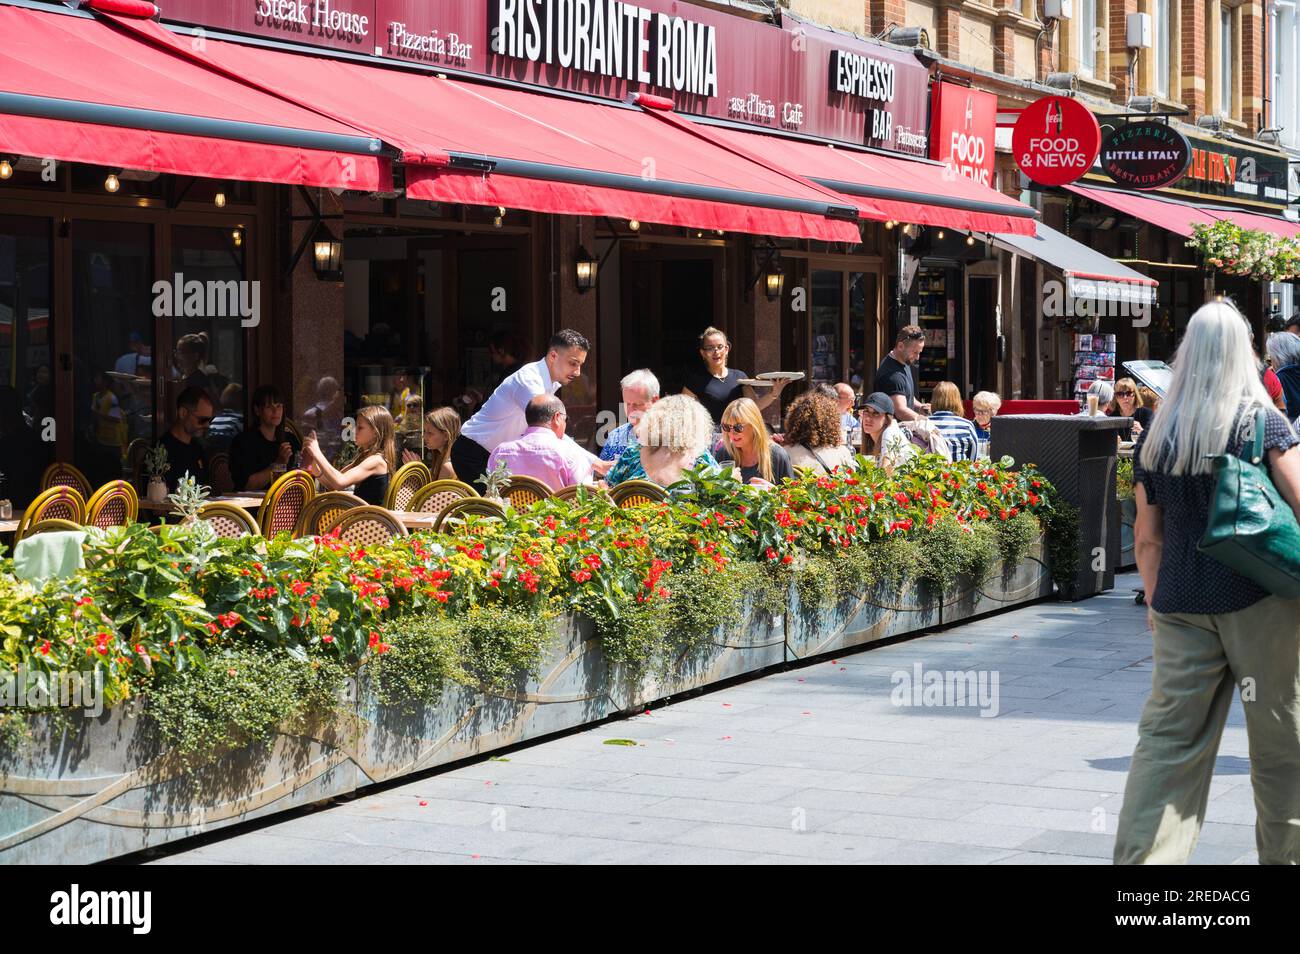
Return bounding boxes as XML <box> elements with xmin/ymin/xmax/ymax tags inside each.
<box><xmin>682</xmin><ymin>327</ymin><xmax>789</xmax><ymax>423</ymax></box>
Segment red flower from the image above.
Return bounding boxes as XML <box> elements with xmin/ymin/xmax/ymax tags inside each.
<box><xmin>291</xmin><ymin>580</ymin><xmax>310</xmax><ymax>596</ymax></box>
<box><xmin>368</xmin><ymin>631</ymin><xmax>380</xmax><ymax>648</ymax></box>
<box><xmin>322</xmin><ymin>635</ymin><xmax>334</xmax><ymax>644</ymax></box>
<box><xmin>523</xmin><ymin>550</ymin><xmax>544</xmax><ymax>568</ymax></box>
<box><xmin>571</xmin><ymin>568</ymin><xmax>592</xmax><ymax>583</ymax></box>
<box><xmin>519</xmin><ymin>569</ymin><xmax>540</xmax><ymax>593</ymax></box>
<box><xmin>765</xmin><ymin>547</ymin><xmax>778</xmax><ymax>561</ymax></box>
<box><xmin>217</xmin><ymin>612</ymin><xmax>242</xmax><ymax>629</ymax></box>
<box><xmin>39</xmin><ymin>641</ymin><xmax>50</xmax><ymax>656</ymax></box>
<box><xmin>781</xmin><ymin>554</ymin><xmax>793</xmax><ymax>565</ymax></box>
<box><xmin>583</xmin><ymin>553</ymin><xmax>603</xmax><ymax>572</ymax></box>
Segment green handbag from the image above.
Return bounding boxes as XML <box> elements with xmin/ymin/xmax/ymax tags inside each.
<box><xmin>1198</xmin><ymin>408</ymin><xmax>1300</xmax><ymax>598</ymax></box>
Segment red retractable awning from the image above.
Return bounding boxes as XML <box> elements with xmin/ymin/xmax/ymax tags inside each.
<box><xmin>1066</xmin><ymin>183</ymin><xmax>1300</xmax><ymax>240</ymax></box>
<box><xmin>0</xmin><ymin>5</ymin><xmax>390</xmax><ymax>191</ymax></box>
<box><xmin>101</xmin><ymin>15</ymin><xmax>863</xmax><ymax>243</ymax></box>
<box><xmin>703</xmin><ymin>126</ymin><xmax>1039</xmax><ymax>236</ymax></box>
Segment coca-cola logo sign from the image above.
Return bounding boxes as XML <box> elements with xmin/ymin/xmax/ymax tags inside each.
<box><xmin>1012</xmin><ymin>96</ymin><xmax>1101</xmax><ymax>186</ymax></box>
<box><xmin>1099</xmin><ymin>121</ymin><xmax>1191</xmax><ymax>190</ymax></box>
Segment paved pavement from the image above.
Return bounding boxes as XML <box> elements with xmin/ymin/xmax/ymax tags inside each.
<box><xmin>151</xmin><ymin>572</ymin><xmax>1260</xmax><ymax>865</ymax></box>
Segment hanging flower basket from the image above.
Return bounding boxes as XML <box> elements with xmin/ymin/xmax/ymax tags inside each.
<box><xmin>1186</xmin><ymin>221</ymin><xmax>1300</xmax><ymax>281</ymax></box>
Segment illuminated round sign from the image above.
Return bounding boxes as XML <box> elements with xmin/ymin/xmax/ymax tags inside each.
<box><xmin>1012</xmin><ymin>96</ymin><xmax>1102</xmax><ymax>186</ymax></box>
<box><xmin>1099</xmin><ymin>121</ymin><xmax>1192</xmax><ymax>190</ymax></box>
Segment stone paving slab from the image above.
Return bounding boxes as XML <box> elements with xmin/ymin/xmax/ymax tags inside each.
<box><xmin>150</xmin><ymin>572</ymin><xmax>1260</xmax><ymax>865</ymax></box>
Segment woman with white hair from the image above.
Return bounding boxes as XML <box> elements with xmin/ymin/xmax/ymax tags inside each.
<box><xmin>1114</xmin><ymin>299</ymin><xmax>1300</xmax><ymax>865</ymax></box>
<box><xmin>604</xmin><ymin>394</ymin><xmax>718</xmax><ymax>488</ymax></box>
<box><xmin>1267</xmin><ymin>330</ymin><xmax>1300</xmax><ymax>421</ymax></box>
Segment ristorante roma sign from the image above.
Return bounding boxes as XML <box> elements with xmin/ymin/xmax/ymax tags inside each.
<box><xmin>1099</xmin><ymin>121</ymin><xmax>1191</xmax><ymax>190</ymax></box>
<box><xmin>159</xmin><ymin>0</ymin><xmax>930</xmax><ymax>155</ymax></box>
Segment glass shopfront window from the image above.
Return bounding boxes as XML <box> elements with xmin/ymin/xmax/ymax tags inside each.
<box><xmin>0</xmin><ymin>214</ymin><xmax>53</xmax><ymax>507</ymax></box>
<box><xmin>71</xmin><ymin>219</ymin><xmax>154</xmax><ymax>487</ymax></box>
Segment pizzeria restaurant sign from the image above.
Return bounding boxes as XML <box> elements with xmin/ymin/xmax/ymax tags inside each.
<box><xmin>159</xmin><ymin>0</ymin><xmax>930</xmax><ymax>155</ymax></box>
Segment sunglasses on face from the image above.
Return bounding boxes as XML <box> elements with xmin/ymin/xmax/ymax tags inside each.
<box><xmin>1115</xmin><ymin>390</ymin><xmax>1135</xmax><ymax>398</ymax></box>
<box><xmin>720</xmin><ymin>422</ymin><xmax>747</xmax><ymax>434</ymax></box>
<box><xmin>701</xmin><ymin>344</ymin><xmax>729</xmax><ymax>353</ymax></box>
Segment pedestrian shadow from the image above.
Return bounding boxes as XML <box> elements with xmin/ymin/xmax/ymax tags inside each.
<box><xmin>1087</xmin><ymin>755</ymin><xmax>1252</xmax><ymax>775</ymax></box>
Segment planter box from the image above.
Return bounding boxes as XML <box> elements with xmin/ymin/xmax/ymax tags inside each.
<box><xmin>939</xmin><ymin>537</ymin><xmax>1055</xmax><ymax>626</ymax></box>
<box><xmin>1</xmin><ymin>549</ymin><xmax>1044</xmax><ymax>865</ymax></box>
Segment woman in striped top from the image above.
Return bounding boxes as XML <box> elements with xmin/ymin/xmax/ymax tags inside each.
<box><xmin>927</xmin><ymin>382</ymin><xmax>980</xmax><ymax>462</ymax></box>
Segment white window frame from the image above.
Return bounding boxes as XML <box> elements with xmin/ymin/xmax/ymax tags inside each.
<box><xmin>1276</xmin><ymin>0</ymin><xmax>1298</xmax><ymax>147</ymax></box>
<box><xmin>1078</xmin><ymin>0</ymin><xmax>1099</xmax><ymax>77</ymax></box>
<box><xmin>1154</xmin><ymin>0</ymin><xmax>1171</xmax><ymax>96</ymax></box>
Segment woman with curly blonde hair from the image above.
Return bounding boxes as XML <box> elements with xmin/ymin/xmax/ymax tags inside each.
<box><xmin>783</xmin><ymin>391</ymin><xmax>852</xmax><ymax>475</ymax></box>
<box><xmin>604</xmin><ymin>394</ymin><xmax>718</xmax><ymax>488</ymax></box>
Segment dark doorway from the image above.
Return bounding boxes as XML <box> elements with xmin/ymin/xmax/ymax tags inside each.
<box><xmin>968</xmin><ymin>275</ymin><xmax>999</xmax><ymax>395</ymax></box>
<box><xmin>620</xmin><ymin>251</ymin><xmax>716</xmax><ymax>397</ymax></box>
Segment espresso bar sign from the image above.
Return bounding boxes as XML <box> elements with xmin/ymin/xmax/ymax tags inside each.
<box><xmin>828</xmin><ymin>47</ymin><xmax>924</xmax><ymax>153</ymax></box>
<box><xmin>491</xmin><ymin>0</ymin><xmax>718</xmax><ymax>96</ymax></box>
<box><xmin>1099</xmin><ymin>122</ymin><xmax>1191</xmax><ymax>190</ymax></box>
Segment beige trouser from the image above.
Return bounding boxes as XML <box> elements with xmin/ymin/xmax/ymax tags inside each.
<box><xmin>1113</xmin><ymin>595</ymin><xmax>1300</xmax><ymax>865</ymax></box>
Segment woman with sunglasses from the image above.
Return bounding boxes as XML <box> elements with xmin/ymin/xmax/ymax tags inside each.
<box><xmin>682</xmin><ymin>327</ymin><xmax>785</xmax><ymax>424</ymax></box>
<box><xmin>857</xmin><ymin>391</ymin><xmax>915</xmax><ymax>473</ymax></box>
<box><xmin>715</xmin><ymin>398</ymin><xmax>792</xmax><ymax>489</ymax></box>
<box><xmin>1107</xmin><ymin>377</ymin><xmax>1152</xmax><ymax>440</ymax></box>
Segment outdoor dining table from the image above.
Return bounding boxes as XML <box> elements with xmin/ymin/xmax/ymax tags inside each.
<box><xmin>138</xmin><ymin>492</ymin><xmax>265</xmax><ymax>515</ymax></box>
<box><xmin>391</xmin><ymin>511</ymin><xmax>441</xmax><ymax>531</ymax></box>
<box><xmin>0</xmin><ymin>511</ymin><xmax>23</xmax><ymax>535</ymax></box>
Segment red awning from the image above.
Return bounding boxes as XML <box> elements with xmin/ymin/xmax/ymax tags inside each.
<box><xmin>0</xmin><ymin>5</ymin><xmax>390</xmax><ymax>191</ymax></box>
<box><xmin>100</xmin><ymin>15</ymin><xmax>863</xmax><ymax>243</ymax></box>
<box><xmin>1066</xmin><ymin>183</ymin><xmax>1300</xmax><ymax>240</ymax></box>
<box><xmin>703</xmin><ymin>126</ymin><xmax>1039</xmax><ymax>236</ymax></box>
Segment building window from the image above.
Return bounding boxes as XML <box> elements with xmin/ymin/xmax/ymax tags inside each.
<box><xmin>1078</xmin><ymin>0</ymin><xmax>1098</xmax><ymax>77</ymax></box>
<box><xmin>1276</xmin><ymin>1</ymin><xmax>1298</xmax><ymax>146</ymax></box>
<box><xmin>1154</xmin><ymin>0</ymin><xmax>1171</xmax><ymax>96</ymax></box>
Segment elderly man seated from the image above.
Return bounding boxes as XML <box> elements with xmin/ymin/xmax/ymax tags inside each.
<box><xmin>600</xmin><ymin>368</ymin><xmax>659</xmax><ymax>462</ymax></box>
<box><xmin>604</xmin><ymin>394</ymin><xmax>718</xmax><ymax>489</ymax></box>
<box><xmin>487</xmin><ymin>394</ymin><xmax>593</xmax><ymax>490</ymax></box>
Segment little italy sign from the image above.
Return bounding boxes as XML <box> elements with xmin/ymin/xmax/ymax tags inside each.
<box><xmin>1099</xmin><ymin>122</ymin><xmax>1191</xmax><ymax>190</ymax></box>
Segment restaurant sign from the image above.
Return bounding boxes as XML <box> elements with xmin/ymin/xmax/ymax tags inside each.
<box><xmin>1095</xmin><ymin>118</ymin><xmax>1292</xmax><ymax>210</ymax></box>
<box><xmin>1099</xmin><ymin>122</ymin><xmax>1190</xmax><ymax>190</ymax></box>
<box><xmin>1012</xmin><ymin>96</ymin><xmax>1101</xmax><ymax>186</ymax></box>
<box><xmin>159</xmin><ymin>0</ymin><xmax>930</xmax><ymax>154</ymax></box>
<box><xmin>929</xmin><ymin>82</ymin><xmax>997</xmax><ymax>186</ymax></box>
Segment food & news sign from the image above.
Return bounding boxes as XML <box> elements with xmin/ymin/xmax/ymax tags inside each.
<box><xmin>158</xmin><ymin>0</ymin><xmax>930</xmax><ymax>154</ymax></box>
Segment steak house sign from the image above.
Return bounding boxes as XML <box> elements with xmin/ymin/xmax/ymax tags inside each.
<box><xmin>159</xmin><ymin>0</ymin><xmax>929</xmax><ymax>154</ymax></box>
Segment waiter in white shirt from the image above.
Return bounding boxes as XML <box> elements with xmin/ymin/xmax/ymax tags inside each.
<box><xmin>451</xmin><ymin>328</ymin><xmax>613</xmax><ymax>487</ymax></box>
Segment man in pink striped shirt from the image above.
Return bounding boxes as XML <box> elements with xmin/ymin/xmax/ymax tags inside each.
<box><xmin>487</xmin><ymin>395</ymin><xmax>593</xmax><ymax>490</ymax></box>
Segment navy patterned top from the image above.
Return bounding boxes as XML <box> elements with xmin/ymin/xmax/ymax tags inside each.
<box><xmin>1134</xmin><ymin>407</ymin><xmax>1298</xmax><ymax>614</ymax></box>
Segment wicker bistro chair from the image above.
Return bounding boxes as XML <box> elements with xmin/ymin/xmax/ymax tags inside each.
<box><xmin>432</xmin><ymin>497</ymin><xmax>507</xmax><ymax>532</ymax></box>
<box><xmin>15</xmin><ymin>486</ymin><xmax>87</xmax><ymax>540</ymax></box>
<box><xmin>502</xmin><ymin>475</ymin><xmax>553</xmax><ymax>511</ymax></box>
<box><xmin>552</xmin><ymin>484</ymin><xmax>609</xmax><ymax>503</ymax></box>
<box><xmin>85</xmin><ymin>480</ymin><xmax>139</xmax><ymax>528</ymax></box>
<box><xmin>126</xmin><ymin>438</ymin><xmax>150</xmax><ymax>491</ymax></box>
<box><xmin>384</xmin><ymin>460</ymin><xmax>432</xmax><ymax>511</ymax></box>
<box><xmin>324</xmin><ymin>505</ymin><xmax>409</xmax><ymax>544</ymax></box>
<box><xmin>197</xmin><ymin>502</ymin><xmax>260</xmax><ymax>538</ymax></box>
<box><xmin>407</xmin><ymin>479</ymin><xmax>479</xmax><ymax>515</ymax></box>
<box><xmin>208</xmin><ymin>452</ymin><xmax>235</xmax><ymax>496</ymax></box>
<box><xmin>294</xmin><ymin>491</ymin><xmax>365</xmax><ymax>538</ymax></box>
<box><xmin>256</xmin><ymin>469</ymin><xmax>315</xmax><ymax>538</ymax></box>
<box><xmin>22</xmin><ymin>518</ymin><xmax>84</xmax><ymax>538</ymax></box>
<box><xmin>40</xmin><ymin>462</ymin><xmax>92</xmax><ymax>499</ymax></box>
<box><xmin>609</xmin><ymin>479</ymin><xmax>668</xmax><ymax>508</ymax></box>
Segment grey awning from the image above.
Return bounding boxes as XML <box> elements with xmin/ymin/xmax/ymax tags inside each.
<box><xmin>992</xmin><ymin>220</ymin><xmax>1159</xmax><ymax>305</ymax></box>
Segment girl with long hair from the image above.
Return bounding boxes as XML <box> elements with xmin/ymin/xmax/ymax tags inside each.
<box><xmin>716</xmin><ymin>397</ymin><xmax>792</xmax><ymax>488</ymax></box>
<box><xmin>1115</xmin><ymin>299</ymin><xmax>1300</xmax><ymax>865</ymax></box>
<box><xmin>302</xmin><ymin>404</ymin><xmax>395</xmax><ymax>506</ymax></box>
<box><xmin>403</xmin><ymin>406</ymin><xmax>461</xmax><ymax>480</ymax></box>
<box><xmin>856</xmin><ymin>391</ymin><xmax>915</xmax><ymax>473</ymax></box>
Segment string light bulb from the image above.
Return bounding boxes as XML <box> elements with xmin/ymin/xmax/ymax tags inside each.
<box><xmin>936</xmin><ymin>229</ymin><xmax>945</xmax><ymax>240</ymax></box>
<box><xmin>628</xmin><ymin>219</ymin><xmax>640</xmax><ymax>231</ymax></box>
<box><xmin>0</xmin><ymin>159</ymin><xmax>12</xmax><ymax>180</ymax></box>
<box><xmin>214</xmin><ymin>191</ymin><xmax>227</xmax><ymax>208</ymax></box>
<box><xmin>104</xmin><ymin>173</ymin><xmax>121</xmax><ymax>193</ymax></box>
<box><xmin>966</xmin><ymin>233</ymin><xmax>976</xmax><ymax>246</ymax></box>
<box><xmin>884</xmin><ymin>220</ymin><xmax>895</xmax><ymax>230</ymax></box>
<box><xmin>231</xmin><ymin>228</ymin><xmax>242</xmax><ymax>247</ymax></box>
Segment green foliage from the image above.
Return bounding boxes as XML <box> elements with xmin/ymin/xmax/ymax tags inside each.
<box><xmin>995</xmin><ymin>510</ymin><xmax>1043</xmax><ymax>565</ymax></box>
<box><xmin>575</xmin><ymin>588</ymin><xmax>668</xmax><ymax>669</ymax></box>
<box><xmin>457</xmin><ymin>604</ymin><xmax>554</xmax><ymax>692</ymax></box>
<box><xmin>145</xmin><ymin>647</ymin><xmax>347</xmax><ymax>767</ymax></box>
<box><xmin>363</xmin><ymin>613</ymin><xmax>467</xmax><ymax>713</ymax></box>
<box><xmin>1116</xmin><ymin>457</ymin><xmax>1135</xmax><ymax>501</ymax></box>
<box><xmin>0</xmin><ymin>710</ymin><xmax>30</xmax><ymax>756</ymax></box>
<box><xmin>915</xmin><ymin>517</ymin><xmax>1001</xmax><ymax>591</ymax></box>
<box><xmin>1044</xmin><ymin>500</ymin><xmax>1082</xmax><ymax>596</ymax></box>
<box><xmin>664</xmin><ymin>564</ymin><xmax>746</xmax><ymax>657</ymax></box>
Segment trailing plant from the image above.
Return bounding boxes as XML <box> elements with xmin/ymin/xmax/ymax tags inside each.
<box><xmin>145</xmin><ymin>646</ymin><xmax>347</xmax><ymax>767</ymax></box>
<box><xmin>995</xmin><ymin>509</ymin><xmax>1044</xmax><ymax>565</ymax></box>
<box><xmin>1044</xmin><ymin>499</ymin><xmax>1081</xmax><ymax>596</ymax></box>
<box><xmin>1187</xmin><ymin>220</ymin><xmax>1300</xmax><ymax>281</ymax></box>
<box><xmin>362</xmin><ymin>613</ymin><xmax>468</xmax><ymax>713</ymax></box>
<box><xmin>914</xmin><ymin>516</ymin><xmax>1001</xmax><ymax>591</ymax></box>
<box><xmin>456</xmin><ymin>604</ymin><xmax>555</xmax><ymax>693</ymax></box>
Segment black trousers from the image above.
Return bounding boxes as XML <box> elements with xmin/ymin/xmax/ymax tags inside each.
<box><xmin>450</xmin><ymin>435</ymin><xmax>491</xmax><ymax>491</ymax></box>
